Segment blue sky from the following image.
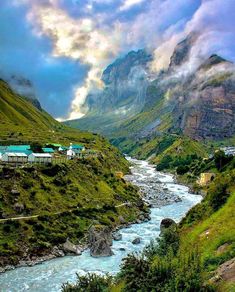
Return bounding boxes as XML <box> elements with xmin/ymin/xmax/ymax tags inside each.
<box><xmin>0</xmin><ymin>0</ymin><xmax>234</xmax><ymax>119</ymax></box>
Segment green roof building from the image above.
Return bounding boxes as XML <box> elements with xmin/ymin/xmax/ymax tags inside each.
<box><xmin>6</xmin><ymin>145</ymin><xmax>32</xmax><ymax>155</ymax></box>
<box><xmin>42</xmin><ymin>147</ymin><xmax>55</xmax><ymax>153</ymax></box>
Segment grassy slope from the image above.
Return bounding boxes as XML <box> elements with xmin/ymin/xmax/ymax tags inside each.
<box><xmin>0</xmin><ymin>80</ymin><xmax>146</xmax><ymax>267</ymax></box>
<box><xmin>0</xmin><ymin>79</ymin><xmax>105</xmax><ymax>147</ymax></box>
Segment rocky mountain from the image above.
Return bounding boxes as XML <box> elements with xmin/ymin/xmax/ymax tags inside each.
<box><xmin>67</xmin><ymin>49</ymin><xmax>153</xmax><ymax>132</ymax></box>
<box><xmin>67</xmin><ymin>34</ymin><xmax>235</xmax><ymax>145</ymax></box>
<box><xmin>3</xmin><ymin>75</ymin><xmax>42</xmax><ymax>110</ymax></box>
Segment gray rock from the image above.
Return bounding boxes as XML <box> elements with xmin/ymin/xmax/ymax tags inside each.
<box><xmin>11</xmin><ymin>189</ymin><xmax>20</xmax><ymax>195</ymax></box>
<box><xmin>62</xmin><ymin>239</ymin><xmax>82</xmax><ymax>255</ymax></box>
<box><xmin>89</xmin><ymin>226</ymin><xmax>114</xmax><ymax>257</ymax></box>
<box><xmin>113</xmin><ymin>232</ymin><xmax>122</xmax><ymax>241</ymax></box>
<box><xmin>119</xmin><ymin>247</ymin><xmax>126</xmax><ymax>251</ymax></box>
<box><xmin>52</xmin><ymin>246</ymin><xmax>65</xmax><ymax>257</ymax></box>
<box><xmin>132</xmin><ymin>237</ymin><xmax>141</xmax><ymax>244</ymax></box>
<box><xmin>118</xmin><ymin>215</ymin><xmax>126</xmax><ymax>224</ymax></box>
<box><xmin>13</xmin><ymin>203</ymin><xmax>24</xmax><ymax>213</ymax></box>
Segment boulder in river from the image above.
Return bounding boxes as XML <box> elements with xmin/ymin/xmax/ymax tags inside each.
<box><xmin>89</xmin><ymin>226</ymin><xmax>114</xmax><ymax>257</ymax></box>
<box><xmin>160</xmin><ymin>218</ymin><xmax>176</xmax><ymax>232</ymax></box>
<box><xmin>113</xmin><ymin>232</ymin><xmax>122</xmax><ymax>241</ymax></box>
<box><xmin>132</xmin><ymin>237</ymin><xmax>141</xmax><ymax>244</ymax></box>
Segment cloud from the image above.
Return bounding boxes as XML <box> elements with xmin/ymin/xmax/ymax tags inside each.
<box><xmin>119</xmin><ymin>0</ymin><xmax>145</xmax><ymax>11</ymax></box>
<box><xmin>151</xmin><ymin>0</ymin><xmax>235</xmax><ymax>73</ymax></box>
<box><xmin>1</xmin><ymin>0</ymin><xmax>234</xmax><ymax>120</ymax></box>
<box><xmin>23</xmin><ymin>0</ymin><xmax>125</xmax><ymax>119</ymax></box>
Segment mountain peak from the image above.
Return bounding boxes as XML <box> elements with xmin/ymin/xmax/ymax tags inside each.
<box><xmin>168</xmin><ymin>32</ymin><xmax>199</xmax><ymax>69</ymax></box>
<box><xmin>102</xmin><ymin>49</ymin><xmax>152</xmax><ymax>84</ymax></box>
<box><xmin>198</xmin><ymin>54</ymin><xmax>229</xmax><ymax>71</ymax></box>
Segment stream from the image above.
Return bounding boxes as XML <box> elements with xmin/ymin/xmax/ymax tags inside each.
<box><xmin>0</xmin><ymin>158</ymin><xmax>202</xmax><ymax>292</ymax></box>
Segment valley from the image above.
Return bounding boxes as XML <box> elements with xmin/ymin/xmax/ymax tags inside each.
<box><xmin>0</xmin><ymin>2</ymin><xmax>234</xmax><ymax>291</ymax></box>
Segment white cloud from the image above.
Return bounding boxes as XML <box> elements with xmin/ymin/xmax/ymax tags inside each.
<box><xmin>119</xmin><ymin>0</ymin><xmax>145</xmax><ymax>11</ymax></box>
<box><xmin>24</xmin><ymin>1</ymin><xmax>123</xmax><ymax>119</ymax></box>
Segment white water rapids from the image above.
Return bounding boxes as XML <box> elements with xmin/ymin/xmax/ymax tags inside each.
<box><xmin>0</xmin><ymin>158</ymin><xmax>202</xmax><ymax>292</ymax></box>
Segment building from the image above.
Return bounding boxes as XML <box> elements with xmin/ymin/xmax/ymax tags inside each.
<box><xmin>71</xmin><ymin>144</ymin><xmax>85</xmax><ymax>154</ymax></box>
<box><xmin>58</xmin><ymin>146</ymin><xmax>68</xmax><ymax>152</ymax></box>
<box><xmin>42</xmin><ymin>147</ymin><xmax>55</xmax><ymax>154</ymax></box>
<box><xmin>197</xmin><ymin>173</ymin><xmax>215</xmax><ymax>186</ymax></box>
<box><xmin>28</xmin><ymin>153</ymin><xmax>52</xmax><ymax>163</ymax></box>
<box><xmin>2</xmin><ymin>153</ymin><xmax>28</xmax><ymax>163</ymax></box>
<box><xmin>67</xmin><ymin>149</ymin><xmax>76</xmax><ymax>160</ymax></box>
<box><xmin>6</xmin><ymin>145</ymin><xmax>32</xmax><ymax>155</ymax></box>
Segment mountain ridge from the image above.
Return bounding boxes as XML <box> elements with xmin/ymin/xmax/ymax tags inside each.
<box><xmin>66</xmin><ymin>33</ymin><xmax>235</xmax><ymax>147</ymax></box>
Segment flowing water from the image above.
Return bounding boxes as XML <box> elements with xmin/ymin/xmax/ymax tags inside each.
<box><xmin>0</xmin><ymin>158</ymin><xmax>202</xmax><ymax>292</ymax></box>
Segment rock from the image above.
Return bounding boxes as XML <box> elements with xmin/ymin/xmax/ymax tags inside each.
<box><xmin>216</xmin><ymin>243</ymin><xmax>230</xmax><ymax>255</ymax></box>
<box><xmin>62</xmin><ymin>239</ymin><xmax>82</xmax><ymax>255</ymax></box>
<box><xmin>119</xmin><ymin>247</ymin><xmax>126</xmax><ymax>251</ymax></box>
<box><xmin>52</xmin><ymin>246</ymin><xmax>65</xmax><ymax>257</ymax></box>
<box><xmin>11</xmin><ymin>189</ymin><xmax>20</xmax><ymax>195</ymax></box>
<box><xmin>13</xmin><ymin>203</ymin><xmax>24</xmax><ymax>213</ymax></box>
<box><xmin>89</xmin><ymin>226</ymin><xmax>114</xmax><ymax>257</ymax></box>
<box><xmin>209</xmin><ymin>258</ymin><xmax>235</xmax><ymax>284</ymax></box>
<box><xmin>113</xmin><ymin>232</ymin><xmax>122</xmax><ymax>241</ymax></box>
<box><xmin>132</xmin><ymin>237</ymin><xmax>141</xmax><ymax>244</ymax></box>
<box><xmin>160</xmin><ymin>218</ymin><xmax>176</xmax><ymax>232</ymax></box>
<box><xmin>118</xmin><ymin>215</ymin><xmax>126</xmax><ymax>224</ymax></box>
<box><xmin>174</xmin><ymin>197</ymin><xmax>182</xmax><ymax>203</ymax></box>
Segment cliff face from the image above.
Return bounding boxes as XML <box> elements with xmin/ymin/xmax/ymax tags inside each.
<box><xmin>67</xmin><ymin>50</ymin><xmax>153</xmax><ymax>134</ymax></box>
<box><xmin>67</xmin><ymin>34</ymin><xmax>235</xmax><ymax>142</ymax></box>
<box><xmin>86</xmin><ymin>49</ymin><xmax>152</xmax><ymax>115</ymax></box>
<box><xmin>173</xmin><ymin>56</ymin><xmax>235</xmax><ymax>140</ymax></box>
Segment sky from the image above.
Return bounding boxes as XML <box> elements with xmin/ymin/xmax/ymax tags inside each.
<box><xmin>0</xmin><ymin>0</ymin><xmax>234</xmax><ymax>120</ymax></box>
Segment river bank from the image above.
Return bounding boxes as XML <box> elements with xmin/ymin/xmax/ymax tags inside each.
<box><xmin>0</xmin><ymin>158</ymin><xmax>202</xmax><ymax>292</ymax></box>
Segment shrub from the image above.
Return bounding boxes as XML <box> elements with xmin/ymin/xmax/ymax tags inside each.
<box><xmin>62</xmin><ymin>273</ymin><xmax>113</xmax><ymax>292</ymax></box>
<box><xmin>176</xmin><ymin>165</ymin><xmax>190</xmax><ymax>175</ymax></box>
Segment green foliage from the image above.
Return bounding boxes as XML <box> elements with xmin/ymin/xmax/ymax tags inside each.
<box><xmin>156</xmin><ymin>155</ymin><xmax>173</xmax><ymax>171</ymax></box>
<box><xmin>62</xmin><ymin>273</ymin><xmax>113</xmax><ymax>292</ymax></box>
<box><xmin>176</xmin><ymin>165</ymin><xmax>190</xmax><ymax>175</ymax></box>
<box><xmin>214</xmin><ymin>150</ymin><xmax>233</xmax><ymax>171</ymax></box>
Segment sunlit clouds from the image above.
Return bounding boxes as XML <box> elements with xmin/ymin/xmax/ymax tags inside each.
<box><xmin>1</xmin><ymin>0</ymin><xmax>235</xmax><ymax>119</ymax></box>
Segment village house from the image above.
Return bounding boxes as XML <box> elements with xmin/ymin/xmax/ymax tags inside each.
<box><xmin>2</xmin><ymin>152</ymin><xmax>28</xmax><ymax>163</ymax></box>
<box><xmin>28</xmin><ymin>153</ymin><xmax>52</xmax><ymax>163</ymax></box>
<box><xmin>71</xmin><ymin>144</ymin><xmax>85</xmax><ymax>154</ymax></box>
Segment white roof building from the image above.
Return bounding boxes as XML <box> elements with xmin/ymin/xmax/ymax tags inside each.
<box><xmin>2</xmin><ymin>152</ymin><xmax>28</xmax><ymax>163</ymax></box>
<box><xmin>28</xmin><ymin>153</ymin><xmax>52</xmax><ymax>163</ymax></box>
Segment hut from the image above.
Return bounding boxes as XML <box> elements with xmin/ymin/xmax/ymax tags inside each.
<box><xmin>2</xmin><ymin>153</ymin><xmax>28</xmax><ymax>163</ymax></box>
<box><xmin>28</xmin><ymin>153</ymin><xmax>52</xmax><ymax>163</ymax></box>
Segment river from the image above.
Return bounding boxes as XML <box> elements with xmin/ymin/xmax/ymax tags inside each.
<box><xmin>0</xmin><ymin>158</ymin><xmax>202</xmax><ymax>292</ymax></box>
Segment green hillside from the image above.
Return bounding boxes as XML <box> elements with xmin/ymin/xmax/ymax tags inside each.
<box><xmin>0</xmin><ymin>79</ymin><xmax>103</xmax><ymax>147</ymax></box>
<box><xmin>63</xmin><ymin>154</ymin><xmax>235</xmax><ymax>292</ymax></box>
<box><xmin>0</xmin><ymin>80</ymin><xmax>147</xmax><ymax>269</ymax></box>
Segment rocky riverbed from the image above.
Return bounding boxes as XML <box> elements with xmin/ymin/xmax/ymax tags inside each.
<box><xmin>0</xmin><ymin>158</ymin><xmax>202</xmax><ymax>292</ymax></box>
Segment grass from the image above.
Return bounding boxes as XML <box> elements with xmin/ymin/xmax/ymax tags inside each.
<box><xmin>0</xmin><ymin>79</ymin><xmax>147</xmax><ymax>268</ymax></box>
<box><xmin>180</xmin><ymin>190</ymin><xmax>235</xmax><ymax>270</ymax></box>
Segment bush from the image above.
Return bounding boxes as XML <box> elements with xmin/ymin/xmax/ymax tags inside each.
<box><xmin>176</xmin><ymin>165</ymin><xmax>190</xmax><ymax>175</ymax></box>
<box><xmin>62</xmin><ymin>273</ymin><xmax>113</xmax><ymax>292</ymax></box>
<box><xmin>156</xmin><ymin>155</ymin><xmax>173</xmax><ymax>171</ymax></box>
